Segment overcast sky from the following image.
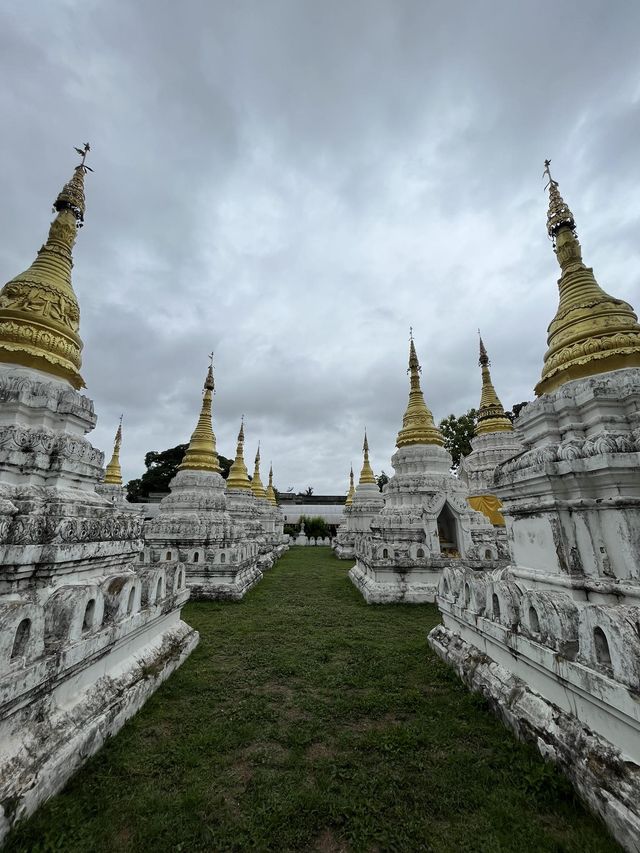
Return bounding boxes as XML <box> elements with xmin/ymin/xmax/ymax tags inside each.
<box><xmin>1</xmin><ymin>1</ymin><xmax>640</xmax><ymax>493</ymax></box>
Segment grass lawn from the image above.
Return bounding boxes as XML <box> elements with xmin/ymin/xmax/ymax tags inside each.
<box><xmin>5</xmin><ymin>547</ymin><xmax>619</xmax><ymax>853</ymax></box>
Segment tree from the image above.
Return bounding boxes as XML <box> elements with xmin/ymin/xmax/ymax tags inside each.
<box><xmin>377</xmin><ymin>471</ymin><xmax>389</xmax><ymax>492</ymax></box>
<box><xmin>506</xmin><ymin>401</ymin><xmax>530</xmax><ymax>422</ymax></box>
<box><xmin>303</xmin><ymin>486</ymin><xmax>314</xmax><ymax>496</ymax></box>
<box><xmin>126</xmin><ymin>444</ymin><xmax>233</xmax><ymax>502</ymax></box>
<box><xmin>438</xmin><ymin>408</ymin><xmax>477</xmax><ymax>470</ymax></box>
<box><xmin>298</xmin><ymin>515</ymin><xmax>330</xmax><ymax>539</ymax></box>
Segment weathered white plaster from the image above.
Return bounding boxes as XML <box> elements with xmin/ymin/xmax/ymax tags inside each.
<box><xmin>0</xmin><ymin>366</ymin><xmax>198</xmax><ymax>842</ymax></box>
<box><xmin>350</xmin><ymin>444</ymin><xmax>506</xmax><ymax>604</ymax></box>
<box><xmin>143</xmin><ymin>470</ymin><xmax>264</xmax><ymax>600</ymax></box>
<box><xmin>430</xmin><ymin>368</ymin><xmax>640</xmax><ymax>851</ymax></box>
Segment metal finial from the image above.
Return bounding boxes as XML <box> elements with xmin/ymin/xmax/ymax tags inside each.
<box><xmin>543</xmin><ymin>158</ymin><xmax>553</xmax><ymax>188</ymax></box>
<box><xmin>409</xmin><ymin>325</ymin><xmax>413</xmax><ymax>341</ymax></box>
<box><xmin>119</xmin><ymin>413</ymin><xmax>123</xmax><ymax>426</ymax></box>
<box><xmin>73</xmin><ymin>142</ymin><xmax>93</xmax><ymax>172</ymax></box>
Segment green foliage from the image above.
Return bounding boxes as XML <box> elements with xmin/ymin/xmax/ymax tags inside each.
<box><xmin>126</xmin><ymin>444</ymin><xmax>232</xmax><ymax>502</ymax></box>
<box><xmin>439</xmin><ymin>408</ymin><xmax>477</xmax><ymax>468</ymax></box>
<box><xmin>507</xmin><ymin>400</ymin><xmax>530</xmax><ymax>422</ymax></box>
<box><xmin>377</xmin><ymin>471</ymin><xmax>389</xmax><ymax>492</ymax></box>
<box><xmin>298</xmin><ymin>515</ymin><xmax>330</xmax><ymax>539</ymax></box>
<box><xmin>4</xmin><ymin>550</ymin><xmax>617</xmax><ymax>853</ymax></box>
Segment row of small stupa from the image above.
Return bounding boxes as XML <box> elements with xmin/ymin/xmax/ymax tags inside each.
<box><xmin>0</xmin><ymin>146</ymin><xmax>286</xmax><ymax>842</ymax></box>
<box><xmin>94</xmin><ymin>329</ymin><xmax>287</xmax><ymax>599</ymax></box>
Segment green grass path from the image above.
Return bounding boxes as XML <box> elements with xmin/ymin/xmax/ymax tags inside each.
<box><xmin>5</xmin><ymin>548</ymin><xmax>619</xmax><ymax>852</ymax></box>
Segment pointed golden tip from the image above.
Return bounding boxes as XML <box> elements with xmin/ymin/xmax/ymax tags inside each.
<box><xmin>265</xmin><ymin>461</ymin><xmax>277</xmax><ymax>505</ymax></box>
<box><xmin>227</xmin><ymin>416</ymin><xmax>251</xmax><ymax>491</ymax></box>
<box><xmin>408</xmin><ymin>335</ymin><xmax>421</xmax><ymax>376</ymax></box>
<box><xmin>476</xmin><ymin>336</ymin><xmax>513</xmax><ymax>435</ymax></box>
<box><xmin>104</xmin><ymin>415</ymin><xmax>124</xmax><ymax>485</ymax></box>
<box><xmin>203</xmin><ymin>358</ymin><xmax>215</xmax><ymax>392</ymax></box>
<box><xmin>54</xmin><ymin>151</ymin><xmax>90</xmax><ymax>225</ymax></box>
<box><xmin>251</xmin><ymin>443</ymin><xmax>267</xmax><ymax>499</ymax></box>
<box><xmin>179</xmin><ymin>364</ymin><xmax>220</xmax><ymax>473</ymax></box>
<box><xmin>478</xmin><ymin>333</ymin><xmax>489</xmax><ymax>367</ymax></box>
<box><xmin>396</xmin><ymin>336</ymin><xmax>444</xmax><ymax>447</ymax></box>
<box><xmin>0</xmin><ymin>152</ymin><xmax>91</xmax><ymax>388</ymax></box>
<box><xmin>345</xmin><ymin>463</ymin><xmax>356</xmax><ymax>504</ymax></box>
<box><xmin>544</xmin><ymin>164</ymin><xmax>576</xmax><ymax>242</ymax></box>
<box><xmin>358</xmin><ymin>433</ymin><xmax>376</xmax><ymax>485</ymax></box>
<box><xmin>535</xmin><ymin>165</ymin><xmax>640</xmax><ymax>395</ymax></box>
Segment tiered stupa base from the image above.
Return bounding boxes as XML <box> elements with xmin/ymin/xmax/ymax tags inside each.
<box><xmin>429</xmin><ymin>369</ymin><xmax>640</xmax><ymax>851</ymax></box>
<box><xmin>144</xmin><ymin>470</ymin><xmax>261</xmax><ymax>601</ymax></box>
<box><xmin>349</xmin><ymin>560</ymin><xmax>446</xmax><ymax>603</ymax></box>
<box><xmin>351</xmin><ymin>445</ymin><xmax>505</xmax><ymax>604</ymax></box>
<box><xmin>0</xmin><ymin>368</ymin><xmax>199</xmax><ymax>842</ymax></box>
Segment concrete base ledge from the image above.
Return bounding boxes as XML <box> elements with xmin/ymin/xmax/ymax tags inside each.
<box><xmin>0</xmin><ymin>619</ymin><xmax>198</xmax><ymax>843</ymax></box>
<box><xmin>428</xmin><ymin>623</ymin><xmax>640</xmax><ymax>853</ymax></box>
<box><xmin>349</xmin><ymin>564</ymin><xmax>437</xmax><ymax>604</ymax></box>
<box><xmin>188</xmin><ymin>565</ymin><xmax>263</xmax><ymax>601</ymax></box>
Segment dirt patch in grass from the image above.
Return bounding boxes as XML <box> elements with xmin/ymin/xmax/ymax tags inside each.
<box><xmin>305</xmin><ymin>740</ymin><xmax>335</xmax><ymax>761</ymax></box>
<box><xmin>312</xmin><ymin>827</ymin><xmax>351</xmax><ymax>852</ymax></box>
<box><xmin>241</xmin><ymin>740</ymin><xmax>290</xmax><ymax>765</ymax></box>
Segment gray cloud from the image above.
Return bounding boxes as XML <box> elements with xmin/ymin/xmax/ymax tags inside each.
<box><xmin>1</xmin><ymin>0</ymin><xmax>640</xmax><ymax>493</ymax></box>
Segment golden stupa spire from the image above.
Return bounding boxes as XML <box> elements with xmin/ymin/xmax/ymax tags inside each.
<box><xmin>475</xmin><ymin>334</ymin><xmax>513</xmax><ymax>435</ymax></box>
<box><xmin>226</xmin><ymin>416</ymin><xmax>252</xmax><ymax>491</ymax></box>
<box><xmin>265</xmin><ymin>462</ymin><xmax>278</xmax><ymax>506</ymax></box>
<box><xmin>345</xmin><ymin>464</ymin><xmax>356</xmax><ymax>506</ymax></box>
<box><xmin>179</xmin><ymin>356</ymin><xmax>221</xmax><ymax>473</ymax></box>
<box><xmin>535</xmin><ymin>161</ymin><xmax>640</xmax><ymax>396</ymax></box>
<box><xmin>104</xmin><ymin>414</ymin><xmax>124</xmax><ymax>485</ymax></box>
<box><xmin>396</xmin><ymin>329</ymin><xmax>444</xmax><ymax>447</ymax></box>
<box><xmin>251</xmin><ymin>443</ymin><xmax>267</xmax><ymax>499</ymax></box>
<box><xmin>358</xmin><ymin>430</ymin><xmax>377</xmax><ymax>485</ymax></box>
<box><xmin>0</xmin><ymin>144</ymin><xmax>92</xmax><ymax>389</ymax></box>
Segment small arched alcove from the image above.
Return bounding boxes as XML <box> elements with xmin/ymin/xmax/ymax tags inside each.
<box><xmin>437</xmin><ymin>503</ymin><xmax>459</xmax><ymax>556</ymax></box>
<box><xmin>127</xmin><ymin>587</ymin><xmax>136</xmax><ymax>615</ymax></box>
<box><xmin>165</xmin><ymin>551</ymin><xmax>172</xmax><ymax>561</ymax></box>
<box><xmin>82</xmin><ymin>599</ymin><xmax>95</xmax><ymax>633</ymax></box>
<box><xmin>528</xmin><ymin>605</ymin><xmax>540</xmax><ymax>634</ymax></box>
<box><xmin>193</xmin><ymin>551</ymin><xmax>200</xmax><ymax>563</ymax></box>
<box><xmin>593</xmin><ymin>627</ymin><xmax>612</xmax><ymax>668</ymax></box>
<box><xmin>492</xmin><ymin>593</ymin><xmax>501</xmax><ymax>620</ymax></box>
<box><xmin>11</xmin><ymin>618</ymin><xmax>31</xmax><ymax>660</ymax></box>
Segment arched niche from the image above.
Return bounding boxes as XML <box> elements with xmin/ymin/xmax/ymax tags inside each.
<box><xmin>436</xmin><ymin>503</ymin><xmax>460</xmax><ymax>557</ymax></box>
